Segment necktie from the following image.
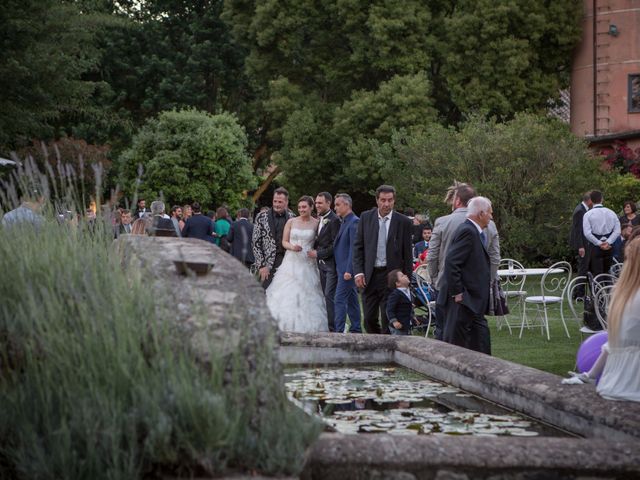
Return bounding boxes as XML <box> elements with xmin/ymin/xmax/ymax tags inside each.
<box><xmin>376</xmin><ymin>217</ymin><xmax>388</xmax><ymax>266</ymax></box>
<box><xmin>480</xmin><ymin>231</ymin><xmax>487</xmax><ymax>248</ymax></box>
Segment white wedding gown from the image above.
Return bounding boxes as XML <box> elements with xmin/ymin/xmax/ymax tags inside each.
<box><xmin>266</xmin><ymin>226</ymin><xmax>328</xmax><ymax>333</ymax></box>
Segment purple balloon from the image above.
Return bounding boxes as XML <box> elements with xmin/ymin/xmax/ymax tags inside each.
<box><xmin>577</xmin><ymin>331</ymin><xmax>608</xmax><ymax>374</ymax></box>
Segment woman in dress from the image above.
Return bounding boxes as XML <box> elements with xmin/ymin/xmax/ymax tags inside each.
<box><xmin>571</xmin><ymin>237</ymin><xmax>640</xmax><ymax>401</ymax></box>
<box><xmin>266</xmin><ymin>196</ymin><xmax>328</xmax><ymax>333</ymax></box>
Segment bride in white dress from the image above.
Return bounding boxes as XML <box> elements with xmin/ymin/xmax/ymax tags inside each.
<box><xmin>266</xmin><ymin>196</ymin><xmax>328</xmax><ymax>333</ymax></box>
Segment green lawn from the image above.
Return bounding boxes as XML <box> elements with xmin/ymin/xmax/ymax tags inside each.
<box><xmin>489</xmin><ymin>314</ymin><xmax>582</xmax><ymax>376</ymax></box>
<box><xmin>488</xmin><ymin>276</ymin><xmax>584</xmax><ymax>376</ymax></box>
<box><xmin>411</xmin><ymin>277</ymin><xmax>586</xmax><ymax>377</ymax></box>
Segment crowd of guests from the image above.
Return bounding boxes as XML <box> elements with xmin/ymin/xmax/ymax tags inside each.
<box><xmin>570</xmin><ymin>190</ymin><xmax>640</xmax><ymax>296</ymax></box>
<box><xmin>2</xmin><ymin>182</ymin><xmax>639</xmax><ymax>403</ymax></box>
<box><xmin>112</xmin><ymin>198</ymin><xmax>256</xmax><ymax>266</ymax></box>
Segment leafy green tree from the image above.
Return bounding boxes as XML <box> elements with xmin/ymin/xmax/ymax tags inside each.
<box><xmin>0</xmin><ymin>0</ymin><xmax>103</xmax><ymax>150</ymax></box>
<box><xmin>67</xmin><ymin>0</ymin><xmax>249</xmax><ymax>151</ymax></box>
<box><xmin>378</xmin><ymin>114</ymin><xmax>607</xmax><ymax>262</ymax></box>
<box><xmin>223</xmin><ymin>0</ymin><xmax>583</xmax><ymax>204</ymax></box>
<box><xmin>119</xmin><ymin>109</ymin><xmax>256</xmax><ymax>210</ymax></box>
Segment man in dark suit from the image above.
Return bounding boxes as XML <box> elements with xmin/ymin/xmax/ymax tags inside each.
<box><xmin>116</xmin><ymin>209</ymin><xmax>133</xmax><ymax>237</ymax></box>
<box><xmin>441</xmin><ymin>196</ymin><xmax>493</xmax><ymax>354</ymax></box>
<box><xmin>353</xmin><ymin>185</ymin><xmax>413</xmax><ymax>334</ymax></box>
<box><xmin>308</xmin><ymin>192</ymin><xmax>341</xmax><ymax>331</ymax></box>
<box><xmin>134</xmin><ymin>198</ymin><xmax>151</xmax><ymax>219</ymax></box>
<box><xmin>569</xmin><ymin>192</ymin><xmax>592</xmax><ymax>297</ymax></box>
<box><xmin>227</xmin><ymin>208</ymin><xmax>255</xmax><ymax>267</ymax></box>
<box><xmin>149</xmin><ymin>201</ymin><xmax>178</xmax><ymax>237</ymax></box>
<box><xmin>333</xmin><ymin>193</ymin><xmax>361</xmax><ymax>333</ymax></box>
<box><xmin>182</xmin><ymin>202</ymin><xmax>214</xmax><ymax>241</ymax></box>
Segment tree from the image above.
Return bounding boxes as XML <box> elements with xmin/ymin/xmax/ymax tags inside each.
<box><xmin>118</xmin><ymin>109</ymin><xmax>256</xmax><ymax>210</ymax></box>
<box><xmin>223</xmin><ymin>0</ymin><xmax>583</xmax><ymax>203</ymax></box>
<box><xmin>377</xmin><ymin>114</ymin><xmax>607</xmax><ymax>262</ymax></box>
<box><xmin>0</xmin><ymin>0</ymin><xmax>103</xmax><ymax>151</ymax></box>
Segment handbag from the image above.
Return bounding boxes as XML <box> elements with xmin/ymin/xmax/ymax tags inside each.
<box><xmin>488</xmin><ymin>279</ymin><xmax>509</xmax><ymax>316</ymax></box>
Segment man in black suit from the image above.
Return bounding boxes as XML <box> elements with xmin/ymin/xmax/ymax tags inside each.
<box><xmin>353</xmin><ymin>185</ymin><xmax>413</xmax><ymax>334</ymax></box>
<box><xmin>182</xmin><ymin>202</ymin><xmax>214</xmax><ymax>241</ymax></box>
<box><xmin>308</xmin><ymin>192</ymin><xmax>341</xmax><ymax>332</ymax></box>
<box><xmin>116</xmin><ymin>209</ymin><xmax>133</xmax><ymax>237</ymax></box>
<box><xmin>569</xmin><ymin>192</ymin><xmax>592</xmax><ymax>297</ymax></box>
<box><xmin>227</xmin><ymin>208</ymin><xmax>255</xmax><ymax>267</ymax></box>
<box><xmin>441</xmin><ymin>196</ymin><xmax>493</xmax><ymax>354</ymax></box>
<box><xmin>149</xmin><ymin>201</ymin><xmax>178</xmax><ymax>237</ymax></box>
<box><xmin>134</xmin><ymin>198</ymin><xmax>151</xmax><ymax>219</ymax></box>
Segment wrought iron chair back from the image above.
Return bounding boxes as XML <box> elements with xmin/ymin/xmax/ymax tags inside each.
<box><xmin>539</xmin><ymin>261</ymin><xmax>572</xmax><ymax>301</ymax></box>
<box><xmin>594</xmin><ymin>284</ymin><xmax>615</xmax><ymax>330</ymax></box>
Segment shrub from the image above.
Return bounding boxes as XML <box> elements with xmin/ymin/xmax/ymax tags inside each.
<box><xmin>0</xmin><ymin>166</ymin><xmax>319</xmax><ymax>479</ymax></box>
<box><xmin>378</xmin><ymin>113</ymin><xmax>608</xmax><ymax>263</ymax></box>
<box><xmin>118</xmin><ymin>109</ymin><xmax>257</xmax><ymax>210</ymax></box>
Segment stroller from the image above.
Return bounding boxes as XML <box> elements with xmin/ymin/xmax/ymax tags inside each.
<box><xmin>410</xmin><ymin>265</ymin><xmax>437</xmax><ymax>336</ymax></box>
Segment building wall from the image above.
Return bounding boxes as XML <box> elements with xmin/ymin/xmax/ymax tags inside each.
<box><xmin>571</xmin><ymin>0</ymin><xmax>640</xmax><ymax>140</ymax></box>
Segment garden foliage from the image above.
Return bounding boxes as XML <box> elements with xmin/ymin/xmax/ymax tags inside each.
<box><xmin>118</xmin><ymin>109</ymin><xmax>256</xmax><ymax>210</ymax></box>
<box><xmin>0</xmin><ymin>167</ymin><xmax>319</xmax><ymax>479</ymax></box>
<box><xmin>375</xmin><ymin>114</ymin><xmax>612</xmax><ymax>262</ymax></box>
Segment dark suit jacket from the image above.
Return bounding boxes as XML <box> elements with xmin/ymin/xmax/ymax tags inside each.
<box><xmin>334</xmin><ymin>212</ymin><xmax>359</xmax><ymax>275</ymax></box>
<box><xmin>228</xmin><ymin>218</ymin><xmax>255</xmax><ymax>264</ymax></box>
<box><xmin>441</xmin><ymin>220</ymin><xmax>490</xmax><ymax>315</ymax></box>
<box><xmin>386</xmin><ymin>289</ymin><xmax>414</xmax><ymax>332</ymax></box>
<box><xmin>570</xmin><ymin>202</ymin><xmax>588</xmax><ymax>250</ymax></box>
<box><xmin>314</xmin><ymin>211</ymin><xmax>341</xmax><ymax>269</ymax></box>
<box><xmin>182</xmin><ymin>214</ymin><xmax>214</xmax><ymax>241</ymax></box>
<box><xmin>149</xmin><ymin>216</ymin><xmax>178</xmax><ymax>237</ymax></box>
<box><xmin>353</xmin><ymin>209</ymin><xmax>413</xmax><ymax>286</ymax></box>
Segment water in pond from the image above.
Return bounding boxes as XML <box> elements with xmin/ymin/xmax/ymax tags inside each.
<box><xmin>285</xmin><ymin>366</ymin><xmax>571</xmax><ymax>437</ymax></box>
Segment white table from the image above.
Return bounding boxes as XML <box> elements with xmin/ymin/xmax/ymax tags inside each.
<box><xmin>498</xmin><ymin>268</ymin><xmax>562</xmax><ymax>277</ymax></box>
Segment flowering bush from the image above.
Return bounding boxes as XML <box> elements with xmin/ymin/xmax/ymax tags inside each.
<box><xmin>601</xmin><ymin>140</ymin><xmax>640</xmax><ymax>178</ymax></box>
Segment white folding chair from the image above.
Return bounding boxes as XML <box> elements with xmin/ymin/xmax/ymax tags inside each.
<box><xmin>497</xmin><ymin>258</ymin><xmax>527</xmax><ymax>334</ymax></box>
<box><xmin>521</xmin><ymin>261</ymin><xmax>572</xmax><ymax>340</ymax></box>
<box><xmin>609</xmin><ymin>261</ymin><xmax>623</xmax><ymax>278</ymax></box>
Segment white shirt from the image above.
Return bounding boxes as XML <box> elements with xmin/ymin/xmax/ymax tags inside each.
<box><xmin>318</xmin><ymin>211</ymin><xmax>330</xmax><ymax>234</ymax></box>
<box><xmin>399</xmin><ymin>287</ymin><xmax>412</xmax><ymax>301</ymax></box>
<box><xmin>583</xmin><ymin>204</ymin><xmax>620</xmax><ymax>246</ymax></box>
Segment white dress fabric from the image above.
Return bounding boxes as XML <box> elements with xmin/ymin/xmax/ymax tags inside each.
<box><xmin>597</xmin><ymin>290</ymin><xmax>640</xmax><ymax>402</ymax></box>
<box><xmin>266</xmin><ymin>225</ymin><xmax>328</xmax><ymax>333</ymax></box>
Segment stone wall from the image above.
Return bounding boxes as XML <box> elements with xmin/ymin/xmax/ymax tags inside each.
<box><xmin>115</xmin><ymin>235</ymin><xmax>277</xmax><ymax>366</ymax></box>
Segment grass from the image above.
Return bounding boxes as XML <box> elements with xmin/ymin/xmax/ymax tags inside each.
<box><xmin>487</xmin><ymin>276</ymin><xmax>584</xmax><ymax>376</ymax></box>
<box><xmin>0</xmin><ymin>162</ymin><xmax>321</xmax><ymax>479</ymax></box>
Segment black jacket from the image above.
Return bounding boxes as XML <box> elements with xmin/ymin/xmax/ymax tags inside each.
<box><xmin>353</xmin><ymin>209</ymin><xmax>413</xmax><ymax>286</ymax></box>
<box><xmin>386</xmin><ymin>289</ymin><xmax>414</xmax><ymax>332</ymax></box>
<box><xmin>182</xmin><ymin>214</ymin><xmax>213</xmax><ymax>241</ymax></box>
<box><xmin>570</xmin><ymin>202</ymin><xmax>588</xmax><ymax>250</ymax></box>
<box><xmin>314</xmin><ymin>210</ymin><xmax>341</xmax><ymax>269</ymax></box>
<box><xmin>228</xmin><ymin>218</ymin><xmax>255</xmax><ymax>264</ymax></box>
<box><xmin>441</xmin><ymin>220</ymin><xmax>490</xmax><ymax>315</ymax></box>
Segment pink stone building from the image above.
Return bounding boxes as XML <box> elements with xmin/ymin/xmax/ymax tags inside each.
<box><xmin>571</xmin><ymin>0</ymin><xmax>640</xmax><ymax>151</ymax></box>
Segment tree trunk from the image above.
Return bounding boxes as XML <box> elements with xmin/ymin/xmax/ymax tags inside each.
<box><xmin>252</xmin><ymin>165</ymin><xmax>281</xmax><ymax>204</ymax></box>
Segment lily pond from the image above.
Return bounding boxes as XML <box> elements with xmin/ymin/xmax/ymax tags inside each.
<box><xmin>285</xmin><ymin>366</ymin><xmax>571</xmax><ymax>437</ymax></box>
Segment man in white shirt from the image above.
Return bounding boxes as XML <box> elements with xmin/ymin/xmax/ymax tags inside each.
<box><xmin>582</xmin><ymin>190</ymin><xmax>620</xmax><ymax>277</ymax></box>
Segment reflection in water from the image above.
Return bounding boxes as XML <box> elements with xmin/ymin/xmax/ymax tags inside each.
<box><xmin>285</xmin><ymin>366</ymin><xmax>571</xmax><ymax>437</ymax></box>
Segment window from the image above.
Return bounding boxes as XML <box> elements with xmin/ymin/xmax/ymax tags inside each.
<box><xmin>629</xmin><ymin>74</ymin><xmax>640</xmax><ymax>113</ymax></box>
